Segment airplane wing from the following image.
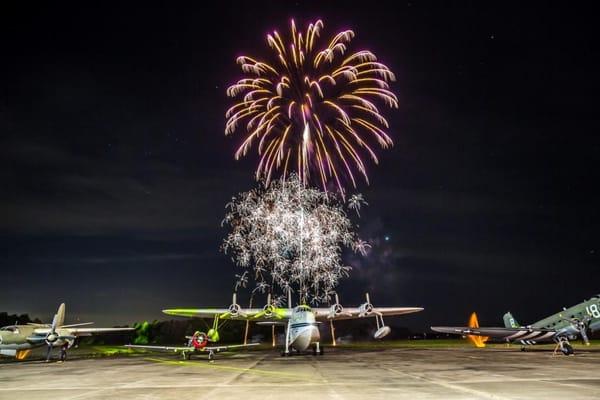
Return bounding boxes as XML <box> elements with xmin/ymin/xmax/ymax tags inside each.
<box><xmin>34</xmin><ymin>327</ymin><xmax>134</xmax><ymax>337</ymax></box>
<box><xmin>431</xmin><ymin>326</ymin><xmax>558</xmax><ymax>342</ymax></box>
<box><xmin>66</xmin><ymin>327</ymin><xmax>135</xmax><ymax>337</ymax></box>
<box><xmin>162</xmin><ymin>308</ymin><xmax>291</xmax><ymax>321</ymax></box>
<box><xmin>313</xmin><ymin>307</ymin><xmax>424</xmax><ymax>321</ymax></box>
<box><xmin>125</xmin><ymin>344</ymin><xmax>194</xmax><ymax>352</ymax></box>
<box><xmin>205</xmin><ymin>343</ymin><xmax>260</xmax><ymax>352</ymax></box>
<box><xmin>124</xmin><ymin>343</ymin><xmax>259</xmax><ymax>353</ymax></box>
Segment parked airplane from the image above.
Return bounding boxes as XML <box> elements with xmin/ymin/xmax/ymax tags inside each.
<box><xmin>124</xmin><ymin>316</ymin><xmax>259</xmax><ymax>361</ymax></box>
<box><xmin>163</xmin><ymin>291</ymin><xmax>423</xmax><ymax>356</ymax></box>
<box><xmin>432</xmin><ymin>295</ymin><xmax>600</xmax><ymax>355</ymax></box>
<box><xmin>0</xmin><ymin>303</ymin><xmax>134</xmax><ymax>361</ymax></box>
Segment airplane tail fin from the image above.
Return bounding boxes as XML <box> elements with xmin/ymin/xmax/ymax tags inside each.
<box><xmin>503</xmin><ymin>312</ymin><xmax>519</xmax><ymax>328</ymax></box>
<box><xmin>467</xmin><ymin>312</ymin><xmax>488</xmax><ymax>348</ymax></box>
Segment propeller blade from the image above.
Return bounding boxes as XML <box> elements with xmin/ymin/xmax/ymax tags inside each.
<box><xmin>45</xmin><ymin>344</ymin><xmax>52</xmax><ymax>362</ymax></box>
<box><xmin>581</xmin><ymin>329</ymin><xmax>590</xmax><ymax>346</ymax></box>
<box><xmin>51</xmin><ymin>314</ymin><xmax>58</xmax><ymax>333</ymax></box>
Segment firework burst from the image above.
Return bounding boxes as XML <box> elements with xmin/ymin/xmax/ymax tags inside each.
<box><xmin>222</xmin><ymin>174</ymin><xmax>369</xmax><ymax>304</ymax></box>
<box><xmin>226</xmin><ymin>19</ymin><xmax>398</xmax><ymax>195</ymax></box>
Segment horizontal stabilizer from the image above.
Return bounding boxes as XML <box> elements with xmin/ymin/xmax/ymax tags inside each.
<box><xmin>61</xmin><ymin>322</ymin><xmax>95</xmax><ymax>328</ymax></box>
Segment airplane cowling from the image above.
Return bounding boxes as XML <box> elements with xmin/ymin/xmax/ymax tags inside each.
<box><xmin>228</xmin><ymin>303</ymin><xmax>241</xmax><ymax>317</ymax></box>
<box><xmin>358</xmin><ymin>302</ymin><xmax>373</xmax><ymax>317</ymax></box>
<box><xmin>328</xmin><ymin>303</ymin><xmax>343</xmax><ymax>318</ymax></box>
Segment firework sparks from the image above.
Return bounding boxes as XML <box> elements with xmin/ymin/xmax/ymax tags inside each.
<box><xmin>222</xmin><ymin>174</ymin><xmax>367</xmax><ymax>304</ymax></box>
<box><xmin>226</xmin><ymin>19</ymin><xmax>398</xmax><ymax>195</ymax></box>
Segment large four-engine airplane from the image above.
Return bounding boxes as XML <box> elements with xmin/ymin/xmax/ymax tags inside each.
<box><xmin>432</xmin><ymin>295</ymin><xmax>600</xmax><ymax>355</ymax></box>
<box><xmin>0</xmin><ymin>303</ymin><xmax>134</xmax><ymax>361</ymax></box>
<box><xmin>163</xmin><ymin>291</ymin><xmax>424</xmax><ymax>356</ymax></box>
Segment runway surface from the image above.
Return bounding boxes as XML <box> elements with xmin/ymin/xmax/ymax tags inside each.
<box><xmin>1</xmin><ymin>346</ymin><xmax>600</xmax><ymax>399</ymax></box>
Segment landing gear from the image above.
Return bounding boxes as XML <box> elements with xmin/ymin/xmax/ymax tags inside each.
<box><xmin>561</xmin><ymin>343</ymin><xmax>574</xmax><ymax>356</ymax></box>
<box><xmin>181</xmin><ymin>351</ymin><xmax>191</xmax><ymax>360</ymax></box>
<box><xmin>312</xmin><ymin>343</ymin><xmax>324</xmax><ymax>356</ymax></box>
<box><xmin>208</xmin><ymin>350</ymin><xmax>215</xmax><ymax>362</ymax></box>
<box><xmin>59</xmin><ymin>344</ymin><xmax>68</xmax><ymax>362</ymax></box>
<box><xmin>553</xmin><ymin>337</ymin><xmax>574</xmax><ymax>356</ymax></box>
<box><xmin>281</xmin><ymin>320</ymin><xmax>291</xmax><ymax>357</ymax></box>
<box><xmin>520</xmin><ymin>346</ymin><xmax>526</xmax><ymax>352</ymax></box>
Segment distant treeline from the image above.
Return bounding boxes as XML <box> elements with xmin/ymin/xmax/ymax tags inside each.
<box><xmin>0</xmin><ymin>312</ymin><xmax>42</xmax><ymax>327</ymax></box>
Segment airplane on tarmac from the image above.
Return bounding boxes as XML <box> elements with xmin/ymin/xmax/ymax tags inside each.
<box><xmin>124</xmin><ymin>316</ymin><xmax>259</xmax><ymax>361</ymax></box>
<box><xmin>0</xmin><ymin>303</ymin><xmax>134</xmax><ymax>361</ymax></box>
<box><xmin>163</xmin><ymin>291</ymin><xmax>423</xmax><ymax>356</ymax></box>
<box><xmin>432</xmin><ymin>295</ymin><xmax>600</xmax><ymax>355</ymax></box>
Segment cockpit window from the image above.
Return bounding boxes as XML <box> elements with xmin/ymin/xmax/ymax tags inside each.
<box><xmin>295</xmin><ymin>305</ymin><xmax>312</xmax><ymax>312</ymax></box>
<box><xmin>0</xmin><ymin>326</ymin><xmax>18</xmax><ymax>333</ymax></box>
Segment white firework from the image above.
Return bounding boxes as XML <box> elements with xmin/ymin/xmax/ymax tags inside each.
<box><xmin>222</xmin><ymin>174</ymin><xmax>367</xmax><ymax>304</ymax></box>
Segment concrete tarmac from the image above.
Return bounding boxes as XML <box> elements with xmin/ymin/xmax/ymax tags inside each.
<box><xmin>1</xmin><ymin>347</ymin><xmax>599</xmax><ymax>399</ymax></box>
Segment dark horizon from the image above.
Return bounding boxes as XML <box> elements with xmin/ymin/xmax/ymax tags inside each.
<box><xmin>2</xmin><ymin>2</ymin><xmax>599</xmax><ymax>330</ymax></box>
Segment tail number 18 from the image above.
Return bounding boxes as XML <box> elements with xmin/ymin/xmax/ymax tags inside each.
<box><xmin>586</xmin><ymin>304</ymin><xmax>600</xmax><ymax>318</ymax></box>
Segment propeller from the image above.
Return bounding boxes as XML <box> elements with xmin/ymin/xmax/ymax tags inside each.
<box><xmin>571</xmin><ymin>316</ymin><xmax>591</xmax><ymax>346</ymax></box>
<box><xmin>44</xmin><ymin>312</ymin><xmax>60</xmax><ymax>361</ymax></box>
<box><xmin>358</xmin><ymin>293</ymin><xmax>374</xmax><ymax>317</ymax></box>
<box><xmin>253</xmin><ymin>293</ymin><xmax>283</xmax><ymax>319</ymax></box>
<box><xmin>560</xmin><ymin>316</ymin><xmax>591</xmax><ymax>346</ymax></box>
<box><xmin>220</xmin><ymin>292</ymin><xmax>246</xmax><ymax>319</ymax></box>
<box><xmin>327</xmin><ymin>293</ymin><xmax>353</xmax><ymax>319</ymax></box>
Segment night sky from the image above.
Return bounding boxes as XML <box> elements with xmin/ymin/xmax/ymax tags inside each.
<box><xmin>2</xmin><ymin>2</ymin><xmax>599</xmax><ymax>331</ymax></box>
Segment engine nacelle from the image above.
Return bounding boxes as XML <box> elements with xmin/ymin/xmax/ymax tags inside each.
<box><xmin>45</xmin><ymin>333</ymin><xmax>58</xmax><ymax>344</ymax></box>
<box><xmin>227</xmin><ymin>302</ymin><xmax>241</xmax><ymax>317</ymax></box>
<box><xmin>263</xmin><ymin>304</ymin><xmax>275</xmax><ymax>318</ymax></box>
<box><xmin>374</xmin><ymin>326</ymin><xmax>391</xmax><ymax>340</ymax></box>
<box><xmin>358</xmin><ymin>293</ymin><xmax>374</xmax><ymax>317</ymax></box>
<box><xmin>358</xmin><ymin>302</ymin><xmax>373</xmax><ymax>317</ymax></box>
<box><xmin>328</xmin><ymin>303</ymin><xmax>343</xmax><ymax>319</ymax></box>
<box><xmin>227</xmin><ymin>292</ymin><xmax>243</xmax><ymax>317</ymax></box>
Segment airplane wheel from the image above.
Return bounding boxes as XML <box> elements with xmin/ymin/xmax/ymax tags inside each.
<box><xmin>561</xmin><ymin>343</ymin><xmax>574</xmax><ymax>356</ymax></box>
<box><xmin>312</xmin><ymin>346</ymin><xmax>317</xmax><ymax>356</ymax></box>
<box><xmin>319</xmin><ymin>346</ymin><xmax>324</xmax><ymax>356</ymax></box>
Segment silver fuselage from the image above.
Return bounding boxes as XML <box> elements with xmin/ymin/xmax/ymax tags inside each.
<box><xmin>288</xmin><ymin>306</ymin><xmax>320</xmax><ymax>351</ymax></box>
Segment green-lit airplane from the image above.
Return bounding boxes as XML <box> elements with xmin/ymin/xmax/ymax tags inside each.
<box><xmin>0</xmin><ymin>303</ymin><xmax>134</xmax><ymax>361</ymax></box>
<box><xmin>124</xmin><ymin>313</ymin><xmax>259</xmax><ymax>361</ymax></box>
<box><xmin>432</xmin><ymin>295</ymin><xmax>600</xmax><ymax>355</ymax></box>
